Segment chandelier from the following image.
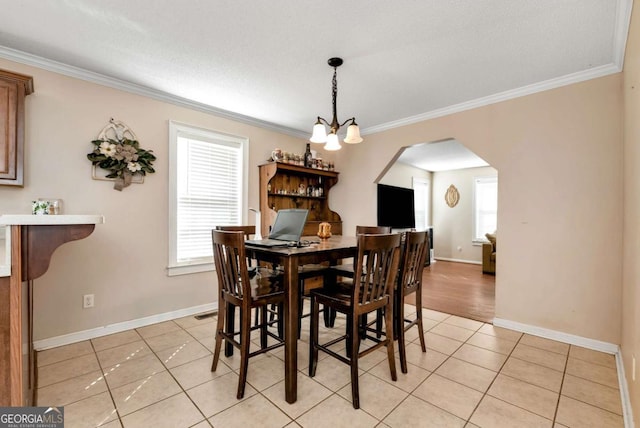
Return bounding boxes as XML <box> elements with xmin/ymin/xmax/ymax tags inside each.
<box><xmin>310</xmin><ymin>57</ymin><xmax>363</xmax><ymax>151</ymax></box>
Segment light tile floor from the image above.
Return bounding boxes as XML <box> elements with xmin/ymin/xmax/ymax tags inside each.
<box><xmin>36</xmin><ymin>304</ymin><xmax>625</xmax><ymax>427</ymax></box>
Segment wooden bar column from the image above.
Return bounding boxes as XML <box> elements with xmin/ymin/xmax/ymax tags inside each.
<box><xmin>0</xmin><ymin>223</ymin><xmax>96</xmax><ymax>406</ymax></box>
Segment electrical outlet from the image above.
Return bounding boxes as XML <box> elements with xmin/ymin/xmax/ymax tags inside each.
<box><xmin>83</xmin><ymin>294</ymin><xmax>94</xmax><ymax>309</ymax></box>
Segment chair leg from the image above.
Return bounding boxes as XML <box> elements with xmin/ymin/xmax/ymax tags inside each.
<box><xmin>345</xmin><ymin>316</ymin><xmax>353</xmax><ymax>358</ymax></box>
<box><xmin>211</xmin><ymin>298</ymin><xmax>226</xmax><ymax>372</ymax></box>
<box><xmin>308</xmin><ymin>296</ymin><xmax>319</xmax><ymax>377</ymax></box>
<box><xmin>225</xmin><ymin>302</ymin><xmax>235</xmax><ymax>357</ymax></box>
<box><xmin>397</xmin><ymin>297</ymin><xmax>408</xmax><ymax>374</ymax></box>
<box><xmin>298</xmin><ymin>281</ymin><xmax>304</xmax><ymax>339</ymax></box>
<box><xmin>414</xmin><ymin>290</ymin><xmax>426</xmax><ymax>352</ymax></box>
<box><xmin>384</xmin><ymin>303</ymin><xmax>398</xmax><ymax>382</ymax></box>
<box><xmin>375</xmin><ymin>308</ymin><xmax>383</xmax><ymax>339</ymax></box>
<box><xmin>277</xmin><ymin>303</ymin><xmax>284</xmax><ymax>338</ymax></box>
<box><xmin>350</xmin><ymin>313</ymin><xmax>360</xmax><ymax>409</ymax></box>
<box><xmin>323</xmin><ymin>305</ymin><xmax>336</xmax><ymax>327</ymax></box>
<box><xmin>237</xmin><ymin>307</ymin><xmax>251</xmax><ymax>399</ymax></box>
<box><xmin>359</xmin><ymin>314</ymin><xmax>367</xmax><ymax>341</ymax></box>
<box><xmin>260</xmin><ymin>304</ymin><xmax>268</xmax><ymax>349</ymax></box>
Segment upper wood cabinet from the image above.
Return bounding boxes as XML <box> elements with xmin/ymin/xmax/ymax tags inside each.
<box><xmin>0</xmin><ymin>69</ymin><xmax>34</xmax><ymax>187</ymax></box>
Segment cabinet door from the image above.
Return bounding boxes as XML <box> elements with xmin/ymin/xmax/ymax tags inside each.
<box><xmin>0</xmin><ymin>79</ymin><xmax>19</xmax><ymax>182</ymax></box>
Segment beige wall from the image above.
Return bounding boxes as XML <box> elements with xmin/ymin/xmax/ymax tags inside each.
<box><xmin>333</xmin><ymin>73</ymin><xmax>623</xmax><ymax>344</ymax></box>
<box><xmin>0</xmin><ymin>58</ymin><xmax>318</xmax><ymax>341</ymax></box>
<box><xmin>622</xmin><ymin>0</ymin><xmax>640</xmax><ymax>424</ymax></box>
<box><xmin>0</xmin><ymin>34</ymin><xmax>628</xmax><ymax>395</ymax></box>
<box><xmin>432</xmin><ymin>166</ymin><xmax>497</xmax><ymax>263</ymax></box>
<box><xmin>378</xmin><ymin>161</ymin><xmax>431</xmax><ymax>189</ymax></box>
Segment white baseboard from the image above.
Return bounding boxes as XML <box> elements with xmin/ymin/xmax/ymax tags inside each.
<box><xmin>33</xmin><ymin>302</ymin><xmax>218</xmax><ymax>351</ymax></box>
<box><xmin>493</xmin><ymin>317</ymin><xmax>634</xmax><ymax>428</ymax></box>
<box><xmin>616</xmin><ymin>350</ymin><xmax>636</xmax><ymax>428</ymax></box>
<box><xmin>493</xmin><ymin>317</ymin><xmax>618</xmax><ymax>354</ymax></box>
<box><xmin>434</xmin><ymin>257</ymin><xmax>481</xmax><ymax>265</ymax></box>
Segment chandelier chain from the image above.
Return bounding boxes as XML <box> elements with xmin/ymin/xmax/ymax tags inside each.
<box><xmin>331</xmin><ymin>67</ymin><xmax>338</xmax><ymax>131</ymax></box>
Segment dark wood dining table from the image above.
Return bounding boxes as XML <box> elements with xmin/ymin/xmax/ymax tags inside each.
<box><xmin>244</xmin><ymin>235</ymin><xmax>357</xmax><ymax>403</ymax></box>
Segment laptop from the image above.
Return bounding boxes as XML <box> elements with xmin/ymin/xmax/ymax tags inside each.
<box><xmin>245</xmin><ymin>209</ymin><xmax>309</xmax><ymax>247</ymax></box>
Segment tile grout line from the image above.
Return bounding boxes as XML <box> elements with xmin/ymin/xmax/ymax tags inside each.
<box><xmin>35</xmin><ymin>310</ymin><xmax>626</xmax><ymax>427</ymax></box>
<box><xmin>552</xmin><ymin>346</ymin><xmax>571</xmax><ymax>426</ymax></box>
<box><xmin>367</xmin><ymin>315</ymin><xmax>483</xmax><ymax>425</ymax></box>
<box><xmin>153</xmin><ymin>321</ymin><xmax>215</xmax><ymax>427</ymax></box>
<box><xmin>464</xmin><ymin>328</ymin><xmax>525</xmax><ymax>425</ymax></box>
<box><xmin>89</xmin><ymin>337</ymin><xmax>123</xmax><ymax>427</ymax></box>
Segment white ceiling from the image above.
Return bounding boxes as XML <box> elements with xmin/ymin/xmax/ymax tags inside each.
<box><xmin>0</xmin><ymin>1</ymin><xmax>632</xmax><ymax>140</ymax></box>
<box><xmin>397</xmin><ymin>139</ymin><xmax>489</xmax><ymax>172</ymax></box>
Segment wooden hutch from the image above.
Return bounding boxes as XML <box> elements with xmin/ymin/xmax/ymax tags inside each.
<box><xmin>258</xmin><ymin>162</ymin><xmax>342</xmax><ymax>238</ymax></box>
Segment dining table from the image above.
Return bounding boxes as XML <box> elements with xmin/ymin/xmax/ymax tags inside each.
<box><xmin>244</xmin><ymin>235</ymin><xmax>357</xmax><ymax>403</ymax></box>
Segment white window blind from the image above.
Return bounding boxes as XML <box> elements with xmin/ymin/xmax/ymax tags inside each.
<box><xmin>473</xmin><ymin>176</ymin><xmax>498</xmax><ymax>242</ymax></box>
<box><xmin>169</xmin><ymin>121</ymin><xmax>247</xmax><ymax>276</ymax></box>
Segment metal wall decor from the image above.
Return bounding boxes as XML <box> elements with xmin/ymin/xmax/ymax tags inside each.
<box><xmin>445</xmin><ymin>184</ymin><xmax>460</xmax><ymax>208</ymax></box>
<box><xmin>87</xmin><ymin>118</ymin><xmax>156</xmax><ymax>191</ymax></box>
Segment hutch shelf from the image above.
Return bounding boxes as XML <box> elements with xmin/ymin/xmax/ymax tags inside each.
<box><xmin>258</xmin><ymin>162</ymin><xmax>342</xmax><ymax>238</ymax></box>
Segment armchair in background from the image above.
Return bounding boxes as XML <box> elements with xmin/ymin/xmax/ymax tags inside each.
<box><xmin>482</xmin><ymin>232</ymin><xmax>496</xmax><ymax>274</ymax></box>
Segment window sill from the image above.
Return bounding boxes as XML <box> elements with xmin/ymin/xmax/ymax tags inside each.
<box><xmin>168</xmin><ymin>262</ymin><xmax>214</xmax><ymax>277</ymax></box>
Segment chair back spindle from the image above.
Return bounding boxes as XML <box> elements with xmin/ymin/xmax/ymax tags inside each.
<box><xmin>399</xmin><ymin>230</ymin><xmax>429</xmax><ymax>295</ymax></box>
<box><xmin>353</xmin><ymin>233</ymin><xmax>401</xmax><ymax>308</ymax></box>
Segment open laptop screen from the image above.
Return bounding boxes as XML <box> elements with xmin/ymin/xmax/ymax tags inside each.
<box><xmin>269</xmin><ymin>209</ymin><xmax>308</xmax><ymax>241</ymax></box>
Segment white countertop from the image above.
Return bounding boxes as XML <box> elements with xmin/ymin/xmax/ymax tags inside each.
<box><xmin>0</xmin><ymin>214</ymin><xmax>105</xmax><ymax>225</ymax></box>
<box><xmin>0</xmin><ymin>215</ymin><xmax>104</xmax><ymax>277</ymax></box>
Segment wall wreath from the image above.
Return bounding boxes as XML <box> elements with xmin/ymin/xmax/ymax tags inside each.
<box><xmin>87</xmin><ymin>118</ymin><xmax>156</xmax><ymax>191</ymax></box>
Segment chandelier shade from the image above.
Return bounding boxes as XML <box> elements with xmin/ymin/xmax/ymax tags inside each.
<box><xmin>324</xmin><ymin>132</ymin><xmax>342</xmax><ymax>151</ymax></box>
<box><xmin>310</xmin><ymin>57</ymin><xmax>362</xmax><ymax>150</ymax></box>
<box><xmin>344</xmin><ymin>121</ymin><xmax>363</xmax><ymax>144</ymax></box>
<box><xmin>310</xmin><ymin>120</ymin><xmax>327</xmax><ymax>143</ymax></box>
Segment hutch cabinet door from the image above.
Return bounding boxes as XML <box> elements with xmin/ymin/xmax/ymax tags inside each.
<box><xmin>0</xmin><ymin>70</ymin><xmax>33</xmax><ymax>187</ymax></box>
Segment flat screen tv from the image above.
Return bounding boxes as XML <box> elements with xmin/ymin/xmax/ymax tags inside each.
<box><xmin>377</xmin><ymin>184</ymin><xmax>416</xmax><ymax>229</ymax></box>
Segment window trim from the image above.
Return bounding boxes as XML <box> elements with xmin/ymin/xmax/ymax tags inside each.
<box><xmin>472</xmin><ymin>175</ymin><xmax>498</xmax><ymax>245</ymax></box>
<box><xmin>412</xmin><ymin>176</ymin><xmax>432</xmax><ymax>231</ymax></box>
<box><xmin>167</xmin><ymin>120</ymin><xmax>249</xmax><ymax>276</ymax></box>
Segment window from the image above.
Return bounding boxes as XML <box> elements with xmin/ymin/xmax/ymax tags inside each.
<box><xmin>473</xmin><ymin>176</ymin><xmax>498</xmax><ymax>243</ymax></box>
<box><xmin>412</xmin><ymin>177</ymin><xmax>431</xmax><ymax>231</ymax></box>
<box><xmin>168</xmin><ymin>121</ymin><xmax>248</xmax><ymax>276</ymax></box>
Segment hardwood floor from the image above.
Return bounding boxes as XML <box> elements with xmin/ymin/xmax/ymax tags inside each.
<box><xmin>405</xmin><ymin>260</ymin><xmax>496</xmax><ymax>323</ymax></box>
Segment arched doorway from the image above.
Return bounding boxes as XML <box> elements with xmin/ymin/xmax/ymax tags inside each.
<box><xmin>376</xmin><ymin>138</ymin><xmax>497</xmax><ymax>322</ymax></box>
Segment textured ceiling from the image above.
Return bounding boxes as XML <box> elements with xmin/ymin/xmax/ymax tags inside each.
<box><xmin>0</xmin><ymin>0</ymin><xmax>632</xmax><ymax>143</ymax></box>
<box><xmin>397</xmin><ymin>140</ymin><xmax>489</xmax><ymax>172</ymax></box>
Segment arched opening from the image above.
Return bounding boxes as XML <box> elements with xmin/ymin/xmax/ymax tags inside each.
<box><xmin>376</xmin><ymin>138</ymin><xmax>497</xmax><ymax>322</ymax></box>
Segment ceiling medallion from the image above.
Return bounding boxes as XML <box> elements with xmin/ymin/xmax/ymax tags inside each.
<box><xmin>445</xmin><ymin>184</ymin><xmax>460</xmax><ymax>208</ymax></box>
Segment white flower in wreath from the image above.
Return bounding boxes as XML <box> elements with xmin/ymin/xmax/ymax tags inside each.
<box><xmin>99</xmin><ymin>141</ymin><xmax>117</xmax><ymax>157</ymax></box>
<box><xmin>127</xmin><ymin>161</ymin><xmax>142</xmax><ymax>173</ymax></box>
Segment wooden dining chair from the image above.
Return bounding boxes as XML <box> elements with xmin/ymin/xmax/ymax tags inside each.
<box><xmin>328</xmin><ymin>226</ymin><xmax>392</xmax><ymax>331</ymax></box>
<box><xmin>210</xmin><ymin>230</ymin><xmax>285</xmax><ymax>399</ymax></box>
<box><xmin>395</xmin><ymin>230</ymin><xmax>430</xmax><ymax>373</ymax></box>
<box><xmin>330</xmin><ymin>225</ymin><xmax>392</xmax><ymax>279</ymax></box>
<box><xmin>215</xmin><ymin>225</ymin><xmax>283</xmax><ymax>336</ymax></box>
<box><xmin>309</xmin><ymin>233</ymin><xmax>401</xmax><ymax>409</ymax></box>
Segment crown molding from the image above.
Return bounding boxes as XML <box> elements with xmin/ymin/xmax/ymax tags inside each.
<box><xmin>362</xmin><ymin>63</ymin><xmax>621</xmax><ymax>136</ymax></box>
<box><xmin>0</xmin><ymin>45</ymin><xmax>308</xmax><ymax>139</ymax></box>
<box><xmin>0</xmin><ymin>0</ymin><xmax>633</xmax><ymax>141</ymax></box>
<box><xmin>363</xmin><ymin>0</ymin><xmax>633</xmax><ymax>136</ymax></box>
